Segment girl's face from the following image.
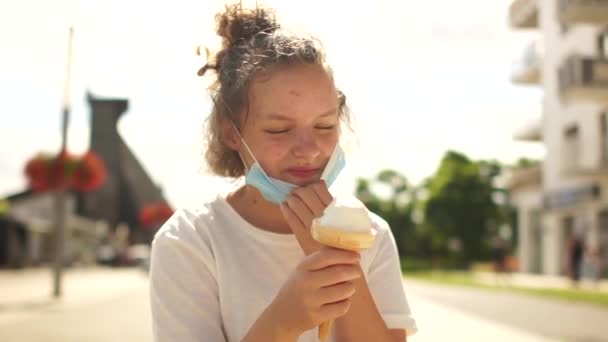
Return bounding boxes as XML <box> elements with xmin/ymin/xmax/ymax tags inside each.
<box><xmin>236</xmin><ymin>64</ymin><xmax>340</xmax><ymax>187</ymax></box>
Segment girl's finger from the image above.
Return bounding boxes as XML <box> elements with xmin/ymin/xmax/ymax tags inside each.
<box><xmin>310</xmin><ymin>264</ymin><xmax>362</xmax><ymax>287</ymax></box>
<box><xmin>282</xmin><ymin>203</ymin><xmax>321</xmax><ymax>255</ymax></box>
<box><xmin>312</xmin><ymin>181</ymin><xmax>333</xmax><ymax>206</ymax></box>
<box><xmin>318</xmin><ymin>298</ymin><xmax>352</xmax><ymax>321</ymax></box>
<box><xmin>315</xmin><ymin>281</ymin><xmax>356</xmax><ymax>306</ymax></box>
<box><xmin>280</xmin><ymin>203</ymin><xmax>305</xmax><ymax>232</ymax></box>
<box><xmin>285</xmin><ymin>195</ymin><xmax>315</xmax><ymax>229</ymax></box>
<box><xmin>291</xmin><ymin>186</ymin><xmax>326</xmax><ymax>217</ymax></box>
<box><xmin>304</xmin><ymin>248</ymin><xmax>360</xmax><ymax>272</ymax></box>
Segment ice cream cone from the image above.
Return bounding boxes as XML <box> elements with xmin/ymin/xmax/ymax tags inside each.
<box><xmin>312</xmin><ymin>223</ymin><xmax>376</xmax><ymax>252</ymax></box>
<box><xmin>312</xmin><ymin>197</ymin><xmax>376</xmax><ymax>341</ymax></box>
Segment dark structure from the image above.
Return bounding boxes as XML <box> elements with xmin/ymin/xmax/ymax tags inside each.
<box><xmin>79</xmin><ymin>92</ymin><xmax>168</xmax><ymax>243</ymax></box>
<box><xmin>0</xmin><ymin>216</ymin><xmax>28</xmax><ymax>268</ymax></box>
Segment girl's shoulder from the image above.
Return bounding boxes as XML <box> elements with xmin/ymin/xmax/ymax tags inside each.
<box><xmin>151</xmin><ymin>196</ymin><xmax>228</xmax><ymax>254</ymax></box>
<box><xmin>149</xmin><ymin>199</ymin><xmax>228</xmax><ymax>281</ymax></box>
<box><xmin>368</xmin><ymin>210</ymin><xmax>391</xmax><ymax>234</ymax></box>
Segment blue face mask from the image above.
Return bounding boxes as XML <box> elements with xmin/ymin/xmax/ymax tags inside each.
<box><xmin>232</xmin><ymin>123</ymin><xmax>345</xmax><ymax>204</ymax></box>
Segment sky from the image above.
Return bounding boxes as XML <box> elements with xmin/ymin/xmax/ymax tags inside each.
<box><xmin>0</xmin><ymin>0</ymin><xmax>544</xmax><ymax>208</ymax></box>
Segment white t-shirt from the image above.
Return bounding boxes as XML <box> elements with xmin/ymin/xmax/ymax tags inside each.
<box><xmin>149</xmin><ymin>195</ymin><xmax>417</xmax><ymax>342</ymax></box>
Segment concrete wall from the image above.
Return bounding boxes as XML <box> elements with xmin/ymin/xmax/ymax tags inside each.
<box><xmin>511</xmin><ymin>186</ymin><xmax>543</xmax><ymax>273</ymax></box>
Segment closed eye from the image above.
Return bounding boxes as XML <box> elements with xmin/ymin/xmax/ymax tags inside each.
<box><xmin>264</xmin><ymin>129</ymin><xmax>290</xmax><ymax>134</ymax></box>
<box><xmin>316</xmin><ymin>125</ymin><xmax>336</xmax><ymax>130</ymax></box>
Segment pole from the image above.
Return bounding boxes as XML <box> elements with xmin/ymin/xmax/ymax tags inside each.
<box><xmin>52</xmin><ymin>26</ymin><xmax>74</xmax><ymax>298</ymax></box>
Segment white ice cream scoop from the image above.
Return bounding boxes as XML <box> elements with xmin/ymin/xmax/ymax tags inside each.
<box><xmin>312</xmin><ymin>196</ymin><xmax>376</xmax><ymax>252</ymax></box>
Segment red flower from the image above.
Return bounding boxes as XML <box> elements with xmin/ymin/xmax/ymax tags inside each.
<box><xmin>24</xmin><ymin>150</ymin><xmax>107</xmax><ymax>193</ymax></box>
<box><xmin>71</xmin><ymin>151</ymin><xmax>107</xmax><ymax>192</ymax></box>
<box><xmin>24</xmin><ymin>154</ymin><xmax>52</xmax><ymax>191</ymax></box>
<box><xmin>139</xmin><ymin>203</ymin><xmax>174</xmax><ymax>229</ymax></box>
<box><xmin>48</xmin><ymin>151</ymin><xmax>78</xmax><ymax>188</ymax></box>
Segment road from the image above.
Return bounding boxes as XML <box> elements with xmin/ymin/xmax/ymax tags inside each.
<box><xmin>403</xmin><ymin>277</ymin><xmax>608</xmax><ymax>342</ymax></box>
<box><xmin>0</xmin><ymin>268</ymin><xmax>606</xmax><ymax>341</ymax></box>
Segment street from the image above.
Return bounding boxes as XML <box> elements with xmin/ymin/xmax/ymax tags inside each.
<box><xmin>403</xmin><ymin>278</ymin><xmax>608</xmax><ymax>342</ymax></box>
<box><xmin>0</xmin><ymin>268</ymin><xmax>152</xmax><ymax>342</ymax></box>
<box><xmin>0</xmin><ymin>268</ymin><xmax>606</xmax><ymax>341</ymax></box>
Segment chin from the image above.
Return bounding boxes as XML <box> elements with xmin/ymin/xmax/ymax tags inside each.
<box><xmin>292</xmin><ymin>177</ymin><xmax>321</xmax><ymax>187</ymax></box>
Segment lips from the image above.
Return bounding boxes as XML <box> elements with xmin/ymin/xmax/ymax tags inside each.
<box><xmin>287</xmin><ymin>167</ymin><xmax>321</xmax><ymax>179</ymax></box>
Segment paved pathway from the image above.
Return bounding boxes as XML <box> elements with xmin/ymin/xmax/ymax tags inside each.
<box><xmin>0</xmin><ymin>267</ymin><xmax>152</xmax><ymax>342</ymax></box>
<box><xmin>1</xmin><ymin>268</ymin><xmax>606</xmax><ymax>341</ymax></box>
<box><xmin>404</xmin><ymin>277</ymin><xmax>608</xmax><ymax>342</ymax></box>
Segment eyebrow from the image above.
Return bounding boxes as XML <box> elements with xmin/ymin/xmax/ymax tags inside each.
<box><xmin>261</xmin><ymin>108</ymin><xmax>338</xmax><ymax>121</ymax></box>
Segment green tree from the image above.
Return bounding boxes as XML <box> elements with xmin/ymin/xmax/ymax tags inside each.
<box><xmin>422</xmin><ymin>151</ymin><xmax>504</xmax><ymax>265</ymax></box>
<box><xmin>355</xmin><ymin>169</ymin><xmax>417</xmax><ymax>257</ymax></box>
<box><xmin>515</xmin><ymin>157</ymin><xmax>541</xmax><ymax>168</ymax></box>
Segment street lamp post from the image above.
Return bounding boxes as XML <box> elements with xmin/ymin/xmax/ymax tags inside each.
<box><xmin>52</xmin><ymin>26</ymin><xmax>74</xmax><ymax>298</ymax></box>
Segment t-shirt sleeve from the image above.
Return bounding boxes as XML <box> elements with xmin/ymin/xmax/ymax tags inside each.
<box><xmin>149</xmin><ymin>211</ymin><xmax>226</xmax><ymax>342</ymax></box>
<box><xmin>366</xmin><ymin>214</ymin><xmax>418</xmax><ymax>337</ymax></box>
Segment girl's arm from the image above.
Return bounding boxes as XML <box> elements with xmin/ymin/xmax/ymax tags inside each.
<box><xmin>241</xmin><ymin>305</ymin><xmax>298</xmax><ymax>342</ymax></box>
<box><xmin>333</xmin><ymin>266</ymin><xmax>407</xmax><ymax>342</ymax></box>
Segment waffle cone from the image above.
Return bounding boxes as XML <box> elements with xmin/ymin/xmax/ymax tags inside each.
<box><xmin>311</xmin><ymin>222</ymin><xmax>376</xmax><ymax>252</ymax></box>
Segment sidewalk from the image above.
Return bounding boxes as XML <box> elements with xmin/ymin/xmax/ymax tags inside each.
<box><xmin>0</xmin><ymin>267</ymin><xmax>152</xmax><ymax>342</ymax></box>
<box><xmin>404</xmin><ymin>279</ymin><xmax>608</xmax><ymax>341</ymax></box>
<box><xmin>474</xmin><ymin>271</ymin><xmax>608</xmax><ymax>293</ymax></box>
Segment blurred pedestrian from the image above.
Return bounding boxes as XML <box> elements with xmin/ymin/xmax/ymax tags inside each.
<box><xmin>493</xmin><ymin>236</ymin><xmax>508</xmax><ymax>273</ymax></box>
<box><xmin>566</xmin><ymin>234</ymin><xmax>584</xmax><ymax>288</ymax></box>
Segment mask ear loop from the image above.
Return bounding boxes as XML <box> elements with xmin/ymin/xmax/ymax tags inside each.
<box><xmin>215</xmin><ymin>94</ymin><xmax>258</xmax><ymax>173</ymax></box>
<box><xmin>228</xmin><ymin>120</ymin><xmax>252</xmax><ymax>171</ymax></box>
<box><xmin>217</xmin><ymin>95</ymin><xmax>280</xmax><ymax>189</ymax></box>
<box><xmin>321</xmin><ymin>143</ymin><xmax>341</xmax><ymax>181</ymax></box>
<box><xmin>228</xmin><ymin>119</ymin><xmax>276</xmax><ymax>184</ymax></box>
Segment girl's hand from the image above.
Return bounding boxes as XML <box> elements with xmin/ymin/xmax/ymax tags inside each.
<box><xmin>269</xmin><ymin>247</ymin><xmax>362</xmax><ymax>339</ymax></box>
<box><xmin>280</xmin><ymin>181</ymin><xmax>333</xmax><ymax>255</ymax></box>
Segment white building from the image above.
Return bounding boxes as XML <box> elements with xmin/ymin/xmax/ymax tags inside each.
<box><xmin>509</xmin><ymin>0</ymin><xmax>608</xmax><ymax>277</ymax></box>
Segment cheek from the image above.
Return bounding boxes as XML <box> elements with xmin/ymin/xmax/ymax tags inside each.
<box><xmin>255</xmin><ymin>131</ymin><xmax>338</xmax><ymax>165</ymax></box>
<box><xmin>257</xmin><ymin>137</ymin><xmax>292</xmax><ymax>162</ymax></box>
<box><xmin>319</xmin><ymin>132</ymin><xmax>339</xmax><ymax>153</ymax></box>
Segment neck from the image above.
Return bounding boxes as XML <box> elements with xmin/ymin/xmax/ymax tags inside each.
<box><xmin>227</xmin><ymin>185</ymin><xmax>292</xmax><ymax>234</ymax></box>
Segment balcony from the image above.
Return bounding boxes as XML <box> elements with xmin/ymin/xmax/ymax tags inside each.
<box><xmin>559</xmin><ymin>56</ymin><xmax>608</xmax><ymax>103</ymax></box>
<box><xmin>514</xmin><ymin>118</ymin><xmax>542</xmax><ymax>142</ymax></box>
<box><xmin>506</xmin><ymin>164</ymin><xmax>542</xmax><ymax>190</ymax></box>
<box><xmin>512</xmin><ymin>41</ymin><xmax>543</xmax><ymax>84</ymax></box>
<box><xmin>558</xmin><ymin>0</ymin><xmax>608</xmax><ymax>25</ymax></box>
<box><xmin>509</xmin><ymin>0</ymin><xmax>539</xmax><ymax>28</ymax></box>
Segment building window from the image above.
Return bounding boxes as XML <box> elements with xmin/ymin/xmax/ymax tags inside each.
<box><xmin>563</xmin><ymin>125</ymin><xmax>580</xmax><ymax>173</ymax></box>
<box><xmin>600</xmin><ymin>31</ymin><xmax>608</xmax><ymax>59</ymax></box>
<box><xmin>565</xmin><ymin>124</ymin><xmax>579</xmax><ymax>137</ymax></box>
<box><xmin>560</xmin><ymin>23</ymin><xmax>570</xmax><ymax>35</ymax></box>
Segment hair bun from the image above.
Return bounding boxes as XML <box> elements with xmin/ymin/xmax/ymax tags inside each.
<box><xmin>216</xmin><ymin>4</ymin><xmax>279</xmax><ymax>47</ymax></box>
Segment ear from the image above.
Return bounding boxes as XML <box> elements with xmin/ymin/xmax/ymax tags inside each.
<box><xmin>221</xmin><ymin>119</ymin><xmax>240</xmax><ymax>151</ymax></box>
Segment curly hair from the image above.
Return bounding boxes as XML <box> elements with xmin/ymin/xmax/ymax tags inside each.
<box><xmin>198</xmin><ymin>3</ymin><xmax>350</xmax><ymax>178</ymax></box>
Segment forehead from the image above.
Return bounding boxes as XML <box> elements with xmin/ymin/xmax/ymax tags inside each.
<box><xmin>247</xmin><ymin>64</ymin><xmax>337</xmax><ymax>119</ymax></box>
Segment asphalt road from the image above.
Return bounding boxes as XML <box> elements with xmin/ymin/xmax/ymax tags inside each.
<box><xmin>1</xmin><ymin>268</ymin><xmax>606</xmax><ymax>341</ymax></box>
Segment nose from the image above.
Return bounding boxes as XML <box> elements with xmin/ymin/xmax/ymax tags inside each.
<box><xmin>292</xmin><ymin>130</ymin><xmax>320</xmax><ymax>160</ymax></box>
